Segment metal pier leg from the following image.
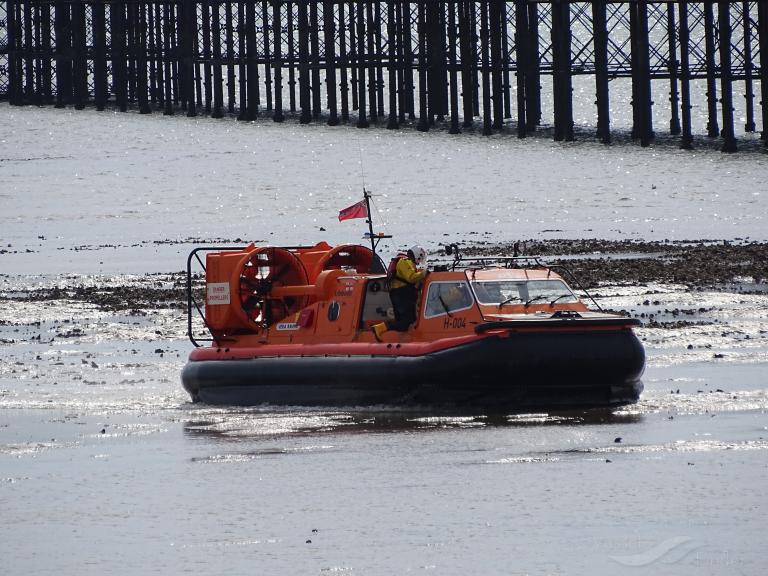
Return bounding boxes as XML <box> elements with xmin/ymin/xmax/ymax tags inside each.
<box><xmin>629</xmin><ymin>0</ymin><xmax>652</xmax><ymax>146</ymax></box>
<box><xmin>14</xmin><ymin>0</ymin><xmax>27</xmax><ymax>105</ymax></box>
<box><xmin>116</xmin><ymin>4</ymin><xmax>129</xmax><ymax>112</ymax></box>
<box><xmin>679</xmin><ymin>0</ymin><xmax>693</xmax><ymax>149</ymax></box>
<box><xmin>201</xmin><ymin>1</ymin><xmax>213</xmax><ymax>114</ymax></box>
<box><xmin>448</xmin><ymin>0</ymin><xmax>460</xmax><ymax>133</ymax></box>
<box><xmin>325</xmin><ymin>0</ymin><xmax>340</xmax><ymax>125</ymax></box>
<box><xmin>489</xmin><ymin>0</ymin><xmax>504</xmax><ymax>130</ymax></box>
<box><xmin>149</xmin><ymin>5</ymin><xmax>158</xmax><ymax>107</ymax></box>
<box><xmin>299</xmin><ymin>0</ymin><xmax>312</xmax><ymax>123</ymax></box>
<box><xmin>629</xmin><ymin>1</ymin><xmax>639</xmax><ymax>139</ymax></box>
<box><xmin>396</xmin><ymin>1</ymin><xmax>406</xmax><ymax>123</ymax></box>
<box><xmin>93</xmin><ymin>2</ymin><xmax>107</xmax><ymax>110</ymax></box>
<box><xmin>138</xmin><ymin>3</ymin><xmax>152</xmax><ymax>114</ymax></box>
<box><xmin>128</xmin><ymin>3</ymin><xmax>137</xmax><ymax>106</ymax></box>
<box><xmin>224</xmin><ymin>2</ymin><xmax>235</xmax><ymax>113</ymax></box>
<box><xmin>194</xmin><ymin>5</ymin><xmax>203</xmax><ymax>110</ymax></box>
<box><xmin>54</xmin><ymin>0</ymin><xmax>72</xmax><ymax>107</ymax></box>
<box><xmin>459</xmin><ymin>1</ymin><xmax>474</xmax><ymax>127</ymax></box>
<box><xmin>20</xmin><ymin>0</ymin><xmax>31</xmax><ymax>104</ymax></box>
<box><xmin>151</xmin><ymin>4</ymin><xmax>163</xmax><ymax>108</ymax></box>
<box><xmin>592</xmin><ymin>0</ymin><xmax>610</xmax><ymax>143</ymax></box>
<box><xmin>72</xmin><ymin>1</ymin><xmax>88</xmax><ymax>109</ymax></box>
<box><xmin>245</xmin><ymin>0</ymin><xmax>259</xmax><ymax>119</ymax></box>
<box><xmin>26</xmin><ymin>1</ymin><xmax>35</xmax><ymax>104</ymax></box>
<box><xmin>288</xmin><ymin>3</ymin><xmax>296</xmax><ymax>113</ymax></box>
<box><xmin>365</xmin><ymin>1</ymin><xmax>377</xmax><ymax>121</ymax></box>
<box><xmin>350</xmin><ymin>1</ymin><xmax>359</xmax><ymax>112</ymax></box>
<box><xmin>704</xmin><ymin>0</ymin><xmax>719</xmax><ymax>137</ymax></box>
<box><xmin>552</xmin><ymin>0</ymin><xmax>573</xmax><ymax>142</ymax></box>
<box><xmin>374</xmin><ymin>2</ymin><xmax>386</xmax><ymax>121</ymax></box>
<box><xmin>183</xmin><ymin>1</ymin><xmax>197</xmax><ymax>117</ymax></box>
<box><xmin>41</xmin><ymin>5</ymin><xmax>53</xmax><ymax>104</ymax></box>
<box><xmin>501</xmin><ymin>1</ymin><xmax>511</xmax><ymax>120</ymax></box>
<box><xmin>480</xmin><ymin>0</ymin><xmax>492</xmax><ymax>135</ymax></box>
<box><xmin>718</xmin><ymin>1</ymin><xmax>737</xmax><ymax>152</ymax></box>
<box><xmin>417</xmin><ymin>1</ymin><xmax>429</xmax><ymax>131</ymax></box>
<box><xmin>273</xmin><ymin>0</ymin><xmax>284</xmax><ymax>122</ymax></box>
<box><xmin>403</xmin><ymin>2</ymin><xmax>415</xmax><ymax>119</ymax></box>
<box><xmin>261</xmin><ymin>0</ymin><xmax>272</xmax><ymax>112</ymax></box>
<box><xmin>349</xmin><ymin>1</ymin><xmax>358</xmax><ymax>112</ymax></box>
<box><xmin>41</xmin><ymin>4</ymin><xmax>54</xmax><ymax>104</ymax></box>
<box><xmin>525</xmin><ymin>1</ymin><xmax>541</xmax><ymax>131</ymax></box>
<box><xmin>339</xmin><ymin>2</ymin><xmax>350</xmax><ymax>122</ymax></box>
<box><xmin>33</xmin><ymin>3</ymin><xmax>42</xmax><ymax>104</ymax></box>
<box><xmin>667</xmin><ymin>2</ymin><xmax>680</xmax><ymax>135</ymax></box>
<box><xmin>385</xmin><ymin>0</ymin><xmax>399</xmax><ymax>129</ymax></box>
<box><xmin>515</xmin><ymin>0</ymin><xmax>529</xmax><ymax>138</ymax></box>
<box><xmin>758</xmin><ymin>0</ymin><xmax>768</xmax><ymax>144</ymax></box>
<box><xmin>637</xmin><ymin>0</ymin><xmax>653</xmax><ymax>145</ymax></box>
<box><xmin>171</xmin><ymin>5</ymin><xmax>182</xmax><ymax>108</ymax></box>
<box><xmin>27</xmin><ymin>0</ymin><xmax>36</xmax><ymax>103</ymax></box>
<box><xmin>440</xmin><ymin>4</ymin><xmax>450</xmax><ymax>121</ymax></box>
<box><xmin>211</xmin><ymin>2</ymin><xmax>224</xmax><ymax>118</ymax></box>
<box><xmin>553</xmin><ymin>0</ymin><xmax>564</xmax><ymax>141</ymax></box>
<box><xmin>310</xmin><ymin>1</ymin><xmax>322</xmax><ymax>119</ymax></box>
<box><xmin>356</xmin><ymin>0</ymin><xmax>369</xmax><ymax>127</ymax></box>
<box><xmin>32</xmin><ymin>5</ymin><xmax>44</xmax><ymax>105</ymax></box>
<box><xmin>470</xmin><ymin>1</ymin><xmax>480</xmax><ymax>117</ymax></box>
<box><xmin>7</xmin><ymin>0</ymin><xmax>19</xmax><ymax>105</ymax></box>
<box><xmin>742</xmin><ymin>1</ymin><xmax>755</xmax><ymax>132</ymax></box>
<box><xmin>426</xmin><ymin>0</ymin><xmax>447</xmax><ymax>123</ymax></box>
<box><xmin>236</xmin><ymin>1</ymin><xmax>247</xmax><ymax>119</ymax></box>
<box><xmin>164</xmin><ymin>4</ymin><xmax>175</xmax><ymax>115</ymax></box>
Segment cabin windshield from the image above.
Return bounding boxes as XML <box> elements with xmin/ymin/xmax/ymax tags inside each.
<box><xmin>471</xmin><ymin>279</ymin><xmax>578</xmax><ymax>306</ymax></box>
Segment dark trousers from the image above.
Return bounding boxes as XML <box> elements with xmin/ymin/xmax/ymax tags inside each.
<box><xmin>387</xmin><ymin>285</ymin><xmax>418</xmax><ymax>331</ymax></box>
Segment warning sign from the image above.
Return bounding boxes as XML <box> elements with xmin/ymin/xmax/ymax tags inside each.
<box><xmin>207</xmin><ymin>282</ymin><xmax>231</xmax><ymax>305</ymax></box>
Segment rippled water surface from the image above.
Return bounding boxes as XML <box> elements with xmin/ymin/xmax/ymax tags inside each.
<box><xmin>1</xmin><ymin>105</ymin><xmax>767</xmax><ymax>575</ymax></box>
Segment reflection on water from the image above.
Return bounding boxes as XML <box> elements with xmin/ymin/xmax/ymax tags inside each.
<box><xmin>182</xmin><ymin>406</ymin><xmax>644</xmax><ymax>442</ymax></box>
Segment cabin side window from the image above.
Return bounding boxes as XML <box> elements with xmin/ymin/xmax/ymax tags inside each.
<box><xmin>423</xmin><ymin>281</ymin><xmax>474</xmax><ymax>319</ymax></box>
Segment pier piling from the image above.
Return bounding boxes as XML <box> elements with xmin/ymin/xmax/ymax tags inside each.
<box><xmin>0</xmin><ymin>0</ymin><xmax>764</xmax><ymax>150</ymax></box>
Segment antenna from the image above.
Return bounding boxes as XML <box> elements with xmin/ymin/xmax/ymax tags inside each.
<box><xmin>356</xmin><ymin>138</ymin><xmax>390</xmax><ymax>271</ymax></box>
<box><xmin>357</xmin><ymin>135</ymin><xmax>367</xmax><ymax>191</ymax></box>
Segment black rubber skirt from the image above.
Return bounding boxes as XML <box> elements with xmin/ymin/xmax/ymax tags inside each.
<box><xmin>182</xmin><ymin>328</ymin><xmax>645</xmax><ymax>409</ymax></box>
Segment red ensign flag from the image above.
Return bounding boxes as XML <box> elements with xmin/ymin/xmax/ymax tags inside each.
<box><xmin>338</xmin><ymin>200</ymin><xmax>368</xmax><ymax>222</ymax></box>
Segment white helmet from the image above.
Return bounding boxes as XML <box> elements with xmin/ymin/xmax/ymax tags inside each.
<box><xmin>409</xmin><ymin>245</ymin><xmax>426</xmax><ymax>265</ymax></box>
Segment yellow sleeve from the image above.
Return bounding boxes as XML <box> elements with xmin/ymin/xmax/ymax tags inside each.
<box><xmin>396</xmin><ymin>258</ymin><xmax>425</xmax><ymax>284</ymax></box>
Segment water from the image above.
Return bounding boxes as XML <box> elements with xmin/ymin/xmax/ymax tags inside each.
<box><xmin>3</xmin><ymin>403</ymin><xmax>767</xmax><ymax>575</ymax></box>
<box><xmin>1</xmin><ymin>104</ymin><xmax>767</xmax><ymax>575</ymax></box>
<box><xmin>2</xmin><ymin>105</ymin><xmax>766</xmax><ymax>277</ymax></box>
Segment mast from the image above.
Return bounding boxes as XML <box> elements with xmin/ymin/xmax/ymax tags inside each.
<box><xmin>361</xmin><ymin>188</ymin><xmax>391</xmax><ymax>272</ymax></box>
<box><xmin>363</xmin><ymin>188</ymin><xmax>376</xmax><ymax>254</ymax></box>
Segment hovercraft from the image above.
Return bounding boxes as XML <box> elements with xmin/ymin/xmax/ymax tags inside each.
<box><xmin>181</xmin><ymin>240</ymin><xmax>645</xmax><ymax>409</ymax></box>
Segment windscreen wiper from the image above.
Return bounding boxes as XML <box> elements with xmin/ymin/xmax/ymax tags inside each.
<box><xmin>549</xmin><ymin>294</ymin><xmax>570</xmax><ymax>306</ymax></box>
<box><xmin>498</xmin><ymin>295</ymin><xmax>521</xmax><ymax>308</ymax></box>
<box><xmin>524</xmin><ymin>295</ymin><xmax>549</xmax><ymax>307</ymax></box>
<box><xmin>438</xmin><ymin>295</ymin><xmax>454</xmax><ymax>317</ymax></box>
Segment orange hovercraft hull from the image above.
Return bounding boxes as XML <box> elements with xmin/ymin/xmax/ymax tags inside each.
<box><xmin>182</xmin><ymin>242</ymin><xmax>645</xmax><ymax>409</ymax></box>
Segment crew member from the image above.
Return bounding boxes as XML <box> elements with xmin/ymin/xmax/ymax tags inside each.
<box><xmin>372</xmin><ymin>245</ymin><xmax>427</xmax><ymax>339</ymax></box>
